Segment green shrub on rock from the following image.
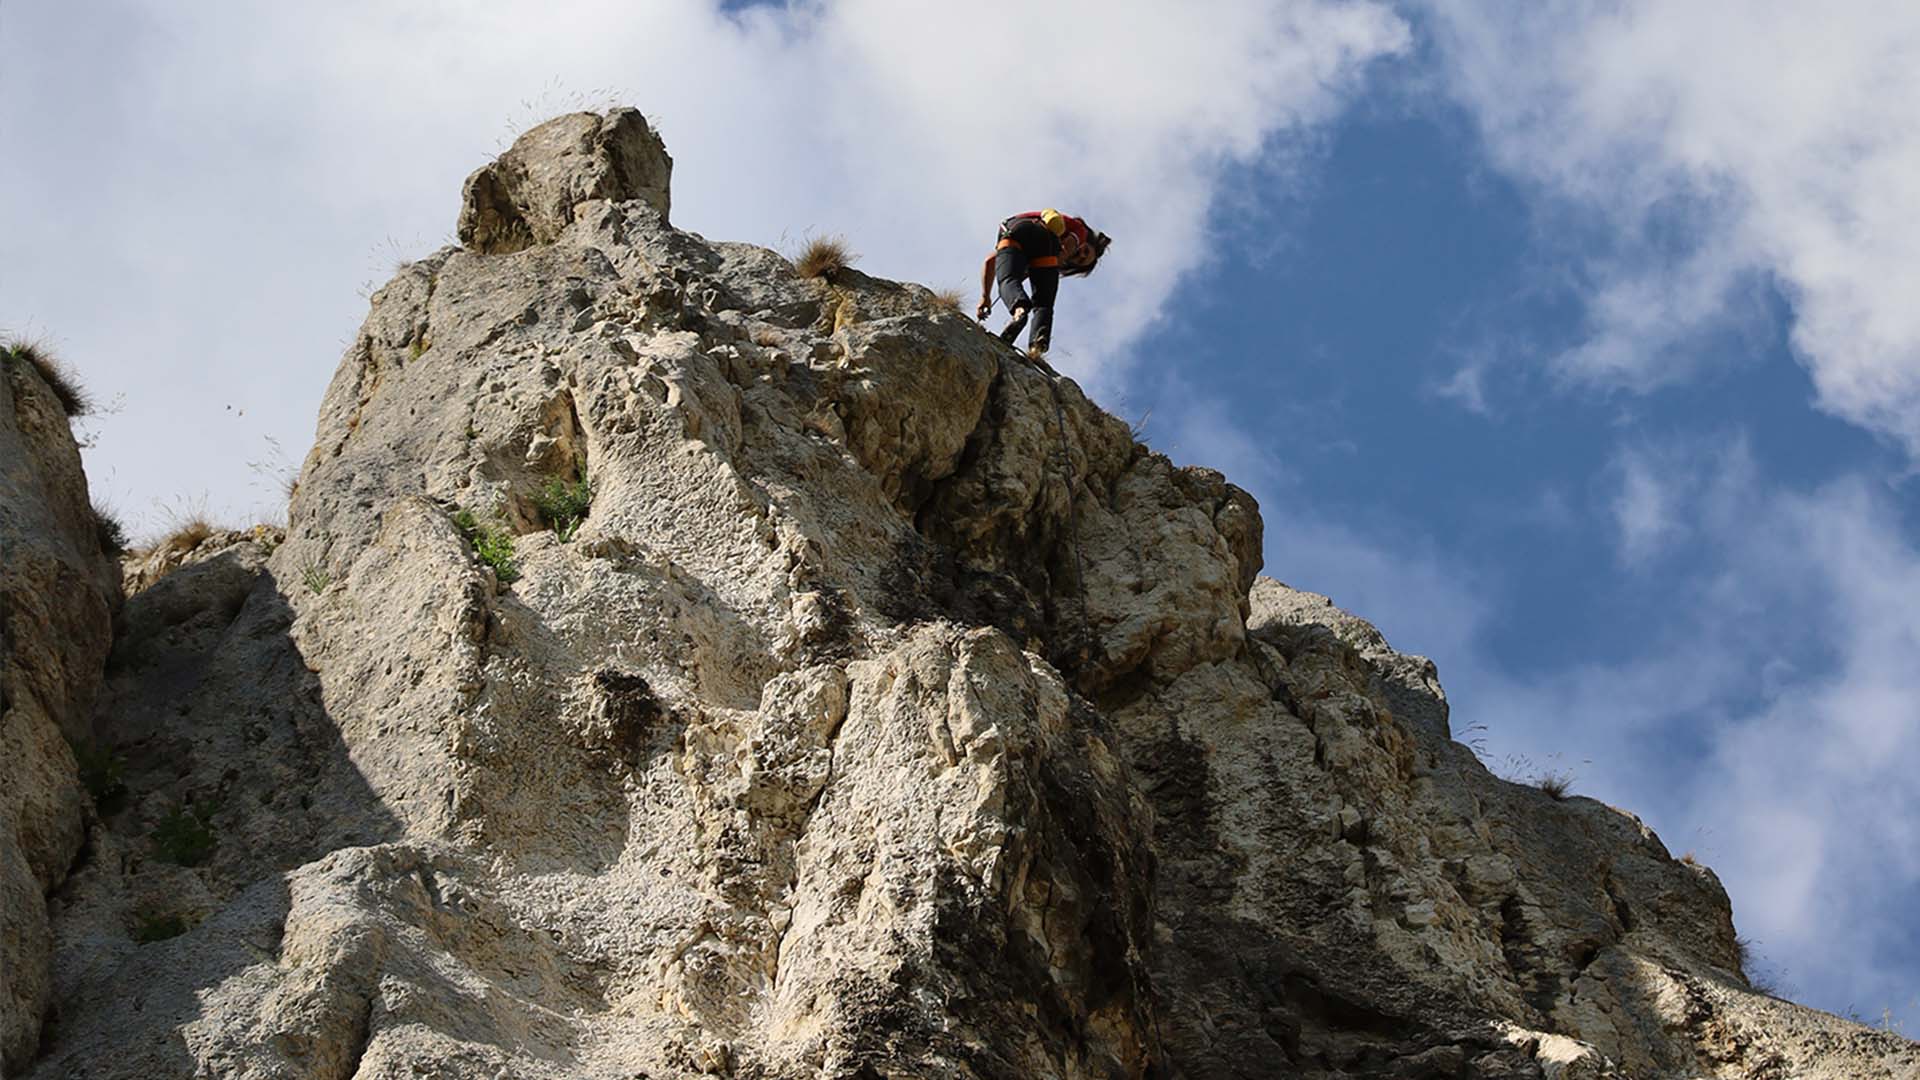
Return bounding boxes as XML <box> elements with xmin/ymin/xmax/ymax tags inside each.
<box><xmin>532</xmin><ymin>475</ymin><xmax>592</xmax><ymax>542</ymax></box>
<box><xmin>454</xmin><ymin>508</ymin><xmax>519</xmax><ymax>583</ymax></box>
<box><xmin>70</xmin><ymin>739</ymin><xmax>129</xmax><ymax>815</ymax></box>
<box><xmin>151</xmin><ymin>801</ymin><xmax>216</xmax><ymax>867</ymax></box>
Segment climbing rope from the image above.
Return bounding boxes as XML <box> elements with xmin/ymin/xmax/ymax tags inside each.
<box><xmin>1035</xmin><ymin>355</ymin><xmax>1092</xmax><ymax>660</ymax></box>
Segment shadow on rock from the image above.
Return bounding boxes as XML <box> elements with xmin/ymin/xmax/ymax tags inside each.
<box><xmin>27</xmin><ymin>549</ymin><xmax>405</xmax><ymax>1078</ymax></box>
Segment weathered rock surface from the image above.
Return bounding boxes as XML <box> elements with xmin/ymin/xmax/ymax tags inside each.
<box><xmin>0</xmin><ymin>354</ymin><xmax>117</xmax><ymax>1074</ymax></box>
<box><xmin>15</xmin><ymin>111</ymin><xmax>1917</xmax><ymax>1079</ymax></box>
<box><xmin>458</xmin><ymin>107</ymin><xmax>672</xmax><ymax>256</ymax></box>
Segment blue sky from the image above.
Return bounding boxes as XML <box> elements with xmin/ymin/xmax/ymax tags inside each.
<box><xmin>1129</xmin><ymin>9</ymin><xmax>1920</xmax><ymax>1023</ymax></box>
<box><xmin>1142</xmin><ymin>70</ymin><xmax>1895</xmax><ymax>673</ymax></box>
<box><xmin>4</xmin><ymin>0</ymin><xmax>1916</xmax><ymax>1032</ymax></box>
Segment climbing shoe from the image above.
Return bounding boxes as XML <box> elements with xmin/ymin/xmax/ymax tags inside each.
<box><xmin>998</xmin><ymin>305</ymin><xmax>1029</xmax><ymax>344</ymax></box>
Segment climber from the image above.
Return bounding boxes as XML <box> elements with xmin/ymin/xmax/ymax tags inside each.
<box><xmin>975</xmin><ymin>209</ymin><xmax>1110</xmax><ymax>355</ymax></box>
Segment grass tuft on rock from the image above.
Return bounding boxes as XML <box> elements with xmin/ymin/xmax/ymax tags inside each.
<box><xmin>3</xmin><ymin>337</ymin><xmax>93</xmax><ymax>416</ymax></box>
<box><xmin>454</xmin><ymin>509</ymin><xmax>519</xmax><ymax>583</ymax></box>
<box><xmin>300</xmin><ymin>562</ymin><xmax>332</xmax><ymax>594</ymax></box>
<box><xmin>133</xmin><ymin>910</ymin><xmax>191</xmax><ymax>944</ymax></box>
<box><xmin>929</xmin><ymin>287</ymin><xmax>967</xmax><ymax>314</ymax></box>
<box><xmin>793</xmin><ymin>235</ymin><xmax>857</xmax><ymax>280</ymax></box>
<box><xmin>151</xmin><ymin>801</ymin><xmax>217</xmax><ymax>867</ymax></box>
<box><xmin>70</xmin><ymin>739</ymin><xmax>129</xmax><ymax>815</ymax></box>
<box><xmin>149</xmin><ymin>497</ymin><xmax>225</xmax><ymax>560</ymax></box>
<box><xmin>1735</xmin><ymin>935</ymin><xmax>1784</xmax><ymax>996</ymax></box>
<box><xmin>92</xmin><ymin>503</ymin><xmax>130</xmax><ymax>555</ymax></box>
<box><xmin>532</xmin><ymin>475</ymin><xmax>592</xmax><ymax>542</ymax></box>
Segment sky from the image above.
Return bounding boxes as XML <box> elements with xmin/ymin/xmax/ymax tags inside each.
<box><xmin>4</xmin><ymin>0</ymin><xmax>1916</xmax><ymax>1033</ymax></box>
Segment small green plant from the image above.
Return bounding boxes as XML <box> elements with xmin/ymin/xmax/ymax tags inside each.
<box><xmin>532</xmin><ymin>474</ymin><xmax>592</xmax><ymax>542</ymax></box>
<box><xmin>3</xmin><ymin>337</ymin><xmax>93</xmax><ymax>416</ymax></box>
<box><xmin>92</xmin><ymin>503</ymin><xmax>129</xmax><ymax>555</ymax></box>
<box><xmin>793</xmin><ymin>235</ymin><xmax>857</xmax><ymax>280</ymax></box>
<box><xmin>454</xmin><ymin>509</ymin><xmax>519</xmax><ymax>583</ymax></box>
<box><xmin>70</xmin><ymin>739</ymin><xmax>129</xmax><ymax>815</ymax></box>
<box><xmin>151</xmin><ymin>801</ymin><xmax>217</xmax><ymax>867</ymax></box>
<box><xmin>300</xmin><ymin>562</ymin><xmax>331</xmax><ymax>594</ymax></box>
<box><xmin>132</xmin><ymin>910</ymin><xmax>190</xmax><ymax>944</ymax></box>
<box><xmin>473</xmin><ymin>528</ymin><xmax>518</xmax><ymax>582</ymax></box>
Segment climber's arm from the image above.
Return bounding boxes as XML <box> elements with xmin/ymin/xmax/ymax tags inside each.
<box><xmin>977</xmin><ymin>254</ymin><xmax>996</xmax><ymax>320</ymax></box>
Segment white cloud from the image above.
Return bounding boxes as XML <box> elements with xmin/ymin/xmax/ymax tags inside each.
<box><xmin>1418</xmin><ymin>1</ymin><xmax>1920</xmax><ymax>457</ymax></box>
<box><xmin>1685</xmin><ymin>479</ymin><xmax>1920</xmax><ymax>1015</ymax></box>
<box><xmin>1604</xmin><ymin>434</ymin><xmax>1760</xmax><ymax>568</ymax></box>
<box><xmin>1430</xmin><ymin>351</ymin><xmax>1494</xmax><ymax>416</ymax></box>
<box><xmin>0</xmin><ymin>0</ymin><xmax>1407</xmax><ymax>535</ymax></box>
<box><xmin>1609</xmin><ymin>450</ymin><xmax>1680</xmax><ymax>566</ymax></box>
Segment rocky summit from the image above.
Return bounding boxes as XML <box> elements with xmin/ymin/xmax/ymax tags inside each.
<box><xmin>3</xmin><ymin>108</ymin><xmax>1916</xmax><ymax>1080</ymax></box>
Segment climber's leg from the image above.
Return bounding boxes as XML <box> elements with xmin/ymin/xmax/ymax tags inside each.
<box><xmin>1026</xmin><ymin>267</ymin><xmax>1059</xmax><ymax>353</ymax></box>
<box><xmin>995</xmin><ymin>248</ymin><xmax>1032</xmax><ymax>341</ymax></box>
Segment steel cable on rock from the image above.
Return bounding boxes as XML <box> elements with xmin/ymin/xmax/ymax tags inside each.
<box><xmin>1036</xmin><ymin>358</ymin><xmax>1091</xmax><ymax>658</ymax></box>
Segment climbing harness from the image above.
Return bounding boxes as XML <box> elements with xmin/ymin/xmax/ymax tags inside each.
<box><xmin>997</xmin><ymin>234</ymin><xmax>1061</xmax><ymax>269</ymax></box>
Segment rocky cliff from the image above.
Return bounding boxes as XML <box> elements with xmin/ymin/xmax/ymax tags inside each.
<box><xmin>1</xmin><ymin>349</ymin><xmax>118</xmax><ymax>1075</ymax></box>
<box><xmin>7</xmin><ymin>109</ymin><xmax>1916</xmax><ymax>1079</ymax></box>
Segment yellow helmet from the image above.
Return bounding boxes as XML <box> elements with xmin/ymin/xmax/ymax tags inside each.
<box><xmin>1040</xmin><ymin>208</ymin><xmax>1067</xmax><ymax>236</ymax></box>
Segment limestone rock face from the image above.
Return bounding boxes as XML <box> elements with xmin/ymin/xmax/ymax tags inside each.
<box><xmin>18</xmin><ymin>112</ymin><xmax>1918</xmax><ymax>1079</ymax></box>
<box><xmin>458</xmin><ymin>108</ymin><xmax>673</xmax><ymax>255</ymax></box>
<box><xmin>0</xmin><ymin>355</ymin><xmax>117</xmax><ymax>1074</ymax></box>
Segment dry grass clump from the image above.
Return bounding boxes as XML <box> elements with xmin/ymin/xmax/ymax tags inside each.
<box><xmin>3</xmin><ymin>336</ymin><xmax>92</xmax><ymax>416</ymax></box>
<box><xmin>929</xmin><ymin>287</ymin><xmax>967</xmax><ymax>314</ymax></box>
<box><xmin>120</xmin><ymin>500</ymin><xmax>249</xmax><ymax>594</ymax></box>
<box><xmin>92</xmin><ymin>503</ymin><xmax>130</xmax><ymax>555</ymax></box>
<box><xmin>1735</xmin><ymin>936</ymin><xmax>1783</xmax><ymax>996</ymax></box>
<box><xmin>158</xmin><ymin>517</ymin><xmax>215</xmax><ymax>558</ymax></box>
<box><xmin>793</xmin><ymin>235</ymin><xmax>857</xmax><ymax>280</ymax></box>
<box><xmin>1498</xmin><ymin>752</ymin><xmax>1581</xmax><ymax>802</ymax></box>
<box><xmin>150</xmin><ymin>498</ymin><xmax>221</xmax><ymax>560</ymax></box>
